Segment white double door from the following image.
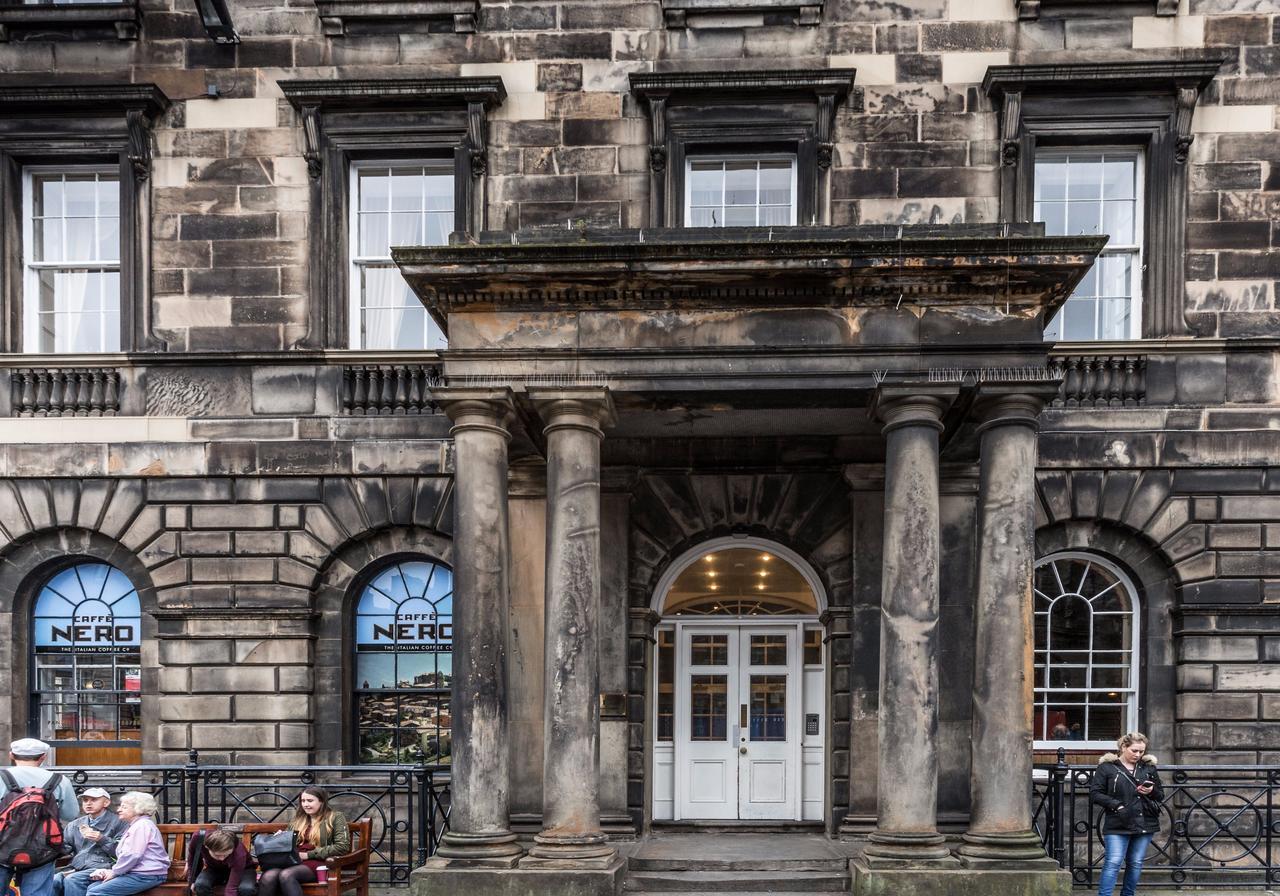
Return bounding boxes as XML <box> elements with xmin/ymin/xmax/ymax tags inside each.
<box><xmin>674</xmin><ymin>623</ymin><xmax>802</xmax><ymax>820</ymax></box>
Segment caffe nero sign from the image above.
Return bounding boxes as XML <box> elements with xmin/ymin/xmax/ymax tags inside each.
<box><xmin>33</xmin><ymin>564</ymin><xmax>141</xmax><ymax>655</ymax></box>
<box><xmin>355</xmin><ymin>561</ymin><xmax>453</xmax><ymax>654</ymax></box>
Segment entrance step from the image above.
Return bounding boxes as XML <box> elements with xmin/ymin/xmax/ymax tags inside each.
<box><xmin>625</xmin><ymin>870</ymin><xmax>848</xmax><ymax>892</ymax></box>
<box><xmin>627</xmin><ymin>833</ymin><xmax>851</xmax><ymax>894</ymax></box>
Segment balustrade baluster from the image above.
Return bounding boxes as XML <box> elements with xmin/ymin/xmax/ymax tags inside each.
<box><xmin>18</xmin><ymin>369</ymin><xmax>35</xmax><ymax>415</ymax></box>
<box><xmin>34</xmin><ymin>370</ymin><xmax>50</xmax><ymax>417</ymax></box>
<box><xmin>378</xmin><ymin>367</ymin><xmax>394</xmax><ymax>414</ymax></box>
<box><xmin>89</xmin><ymin>370</ymin><xmax>106</xmax><ymax>416</ymax></box>
<box><xmin>104</xmin><ymin>371</ymin><xmax>120</xmax><ymax>415</ymax></box>
<box><xmin>394</xmin><ymin>366</ymin><xmax>409</xmax><ymax>415</ymax></box>
<box><xmin>76</xmin><ymin>371</ymin><xmax>92</xmax><ymax>416</ymax></box>
<box><xmin>48</xmin><ymin>370</ymin><xmax>66</xmax><ymax>417</ymax></box>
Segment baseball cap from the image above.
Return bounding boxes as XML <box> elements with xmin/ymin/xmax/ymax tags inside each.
<box><xmin>9</xmin><ymin>738</ymin><xmax>51</xmax><ymax>758</ymax></box>
<box><xmin>81</xmin><ymin>787</ymin><xmax>111</xmax><ymax>799</ymax></box>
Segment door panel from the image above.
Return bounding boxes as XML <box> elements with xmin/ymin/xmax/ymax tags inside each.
<box><xmin>737</xmin><ymin>627</ymin><xmax>799</xmax><ymax>820</ymax></box>
<box><xmin>676</xmin><ymin>627</ymin><xmax>738</xmax><ymax>820</ymax></box>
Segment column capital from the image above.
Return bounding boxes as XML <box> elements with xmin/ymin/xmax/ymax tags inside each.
<box><xmin>972</xmin><ymin>383</ymin><xmax>1058</xmax><ymax>435</ymax></box>
<box><xmin>433</xmin><ymin>387</ymin><xmax>516</xmax><ymax>438</ymax></box>
<box><xmin>870</xmin><ymin>384</ymin><xmax>958</xmax><ymax>435</ymax></box>
<box><xmin>528</xmin><ymin>387</ymin><xmax>617</xmax><ymax>440</ymax></box>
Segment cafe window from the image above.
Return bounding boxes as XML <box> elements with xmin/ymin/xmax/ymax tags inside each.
<box><xmin>353</xmin><ymin>558</ymin><xmax>452</xmax><ymax>764</ymax></box>
<box><xmin>30</xmin><ymin>562</ymin><xmax>141</xmax><ymax>761</ymax></box>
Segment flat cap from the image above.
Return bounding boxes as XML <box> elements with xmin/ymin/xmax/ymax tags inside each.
<box><xmin>9</xmin><ymin>738</ymin><xmax>51</xmax><ymax>758</ymax></box>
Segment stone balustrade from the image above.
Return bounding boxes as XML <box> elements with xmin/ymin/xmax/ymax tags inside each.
<box><xmin>11</xmin><ymin>367</ymin><xmax>122</xmax><ymax>417</ymax></box>
<box><xmin>1049</xmin><ymin>354</ymin><xmax>1146</xmax><ymax>408</ymax></box>
<box><xmin>341</xmin><ymin>364</ymin><xmax>443</xmax><ymax>416</ymax></box>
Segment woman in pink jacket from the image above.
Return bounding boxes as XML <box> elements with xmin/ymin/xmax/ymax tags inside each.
<box><xmin>63</xmin><ymin>792</ymin><xmax>170</xmax><ymax>896</ymax></box>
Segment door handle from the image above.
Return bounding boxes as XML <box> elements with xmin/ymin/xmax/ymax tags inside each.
<box><xmin>739</xmin><ymin>746</ymin><xmax>748</xmax><ymax>755</ymax></box>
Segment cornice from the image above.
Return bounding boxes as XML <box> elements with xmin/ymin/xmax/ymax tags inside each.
<box><xmin>278</xmin><ymin>77</ymin><xmax>507</xmax><ymax>111</ymax></box>
<box><xmin>983</xmin><ymin>59</ymin><xmax>1225</xmax><ymax>99</ymax></box>
<box><xmin>630</xmin><ymin>68</ymin><xmax>855</xmax><ymax>100</ymax></box>
<box><xmin>661</xmin><ymin>0</ymin><xmax>824</xmax><ymax>27</ymax></box>
<box><xmin>394</xmin><ymin>225</ymin><xmax>1105</xmax><ymax>325</ymax></box>
<box><xmin>0</xmin><ymin>82</ymin><xmax>169</xmax><ymax>118</ymax></box>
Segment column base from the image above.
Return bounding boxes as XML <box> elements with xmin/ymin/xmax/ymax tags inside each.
<box><xmin>523</xmin><ymin>830</ymin><xmax>617</xmax><ymax>867</ymax></box>
<box><xmin>429</xmin><ymin>830</ymin><xmax>523</xmax><ymax>867</ymax></box>
<box><xmin>851</xmin><ymin>856</ymin><xmax>1071</xmax><ymax>896</ymax></box>
<box><xmin>863</xmin><ymin>830</ymin><xmax>954</xmax><ymax>863</ymax></box>
<box><xmin>957</xmin><ymin>830</ymin><xmax>1059</xmax><ymax>864</ymax></box>
<box><xmin>413</xmin><ymin>854</ymin><xmax>626</xmax><ymax>896</ymax></box>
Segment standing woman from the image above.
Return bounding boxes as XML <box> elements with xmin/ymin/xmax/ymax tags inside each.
<box><xmin>1090</xmin><ymin>732</ymin><xmax>1164</xmax><ymax>896</ymax></box>
<box><xmin>69</xmin><ymin>793</ymin><xmax>170</xmax><ymax>896</ymax></box>
<box><xmin>257</xmin><ymin>788</ymin><xmax>350</xmax><ymax>896</ymax></box>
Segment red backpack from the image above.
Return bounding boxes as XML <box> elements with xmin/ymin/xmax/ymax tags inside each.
<box><xmin>0</xmin><ymin>770</ymin><xmax>66</xmax><ymax>869</ymax></box>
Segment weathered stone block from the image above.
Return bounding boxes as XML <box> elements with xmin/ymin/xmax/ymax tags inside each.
<box><xmin>1217</xmin><ymin>723</ymin><xmax>1280</xmax><ymax>749</ymax></box>
<box><xmin>1219</xmin><ymin>665</ymin><xmax>1280</xmax><ymax>691</ymax></box>
<box><xmin>235</xmin><ymin>638</ymin><xmax>312</xmax><ymax>664</ymax></box>
<box><xmin>160</xmin><ymin>695</ymin><xmax>232</xmax><ymax>721</ymax></box>
<box><xmin>234</xmin><ymin>695</ymin><xmax>312</xmax><ymax>720</ymax></box>
<box><xmin>1177</xmin><ymin>692</ymin><xmax>1257</xmax><ymax>720</ymax></box>
<box><xmin>189</xmin><ymin>666</ymin><xmax>279</xmax><ymax>693</ymax></box>
<box><xmin>191</xmin><ymin>722</ymin><xmax>276</xmax><ymax>750</ymax></box>
<box><xmin>158</xmin><ymin>639</ymin><xmax>234</xmax><ymax>666</ymax></box>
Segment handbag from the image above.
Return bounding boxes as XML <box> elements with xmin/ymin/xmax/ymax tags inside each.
<box><xmin>252</xmin><ymin>830</ymin><xmax>300</xmax><ymax>870</ymax></box>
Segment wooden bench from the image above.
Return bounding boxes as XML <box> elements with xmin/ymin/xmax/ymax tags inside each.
<box><xmin>139</xmin><ymin>820</ymin><xmax>372</xmax><ymax>896</ymax></box>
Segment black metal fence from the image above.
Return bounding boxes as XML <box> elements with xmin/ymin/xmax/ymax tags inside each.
<box><xmin>52</xmin><ymin>752</ymin><xmax>450</xmax><ymax>886</ymax></box>
<box><xmin>1034</xmin><ymin>750</ymin><xmax>1280</xmax><ymax>889</ymax></box>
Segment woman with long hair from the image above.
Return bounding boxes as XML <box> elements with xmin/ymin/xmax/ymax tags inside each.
<box><xmin>1089</xmin><ymin>732</ymin><xmax>1164</xmax><ymax>896</ymax></box>
<box><xmin>256</xmin><ymin>788</ymin><xmax>350</xmax><ymax>896</ymax></box>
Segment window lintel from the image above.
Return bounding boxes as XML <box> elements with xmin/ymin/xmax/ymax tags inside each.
<box><xmin>0</xmin><ymin>0</ymin><xmax>142</xmax><ymax>42</ymax></box>
<box><xmin>660</xmin><ymin>0</ymin><xmax>824</xmax><ymax>28</ymax></box>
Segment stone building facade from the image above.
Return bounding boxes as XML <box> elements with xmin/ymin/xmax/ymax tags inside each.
<box><xmin>0</xmin><ymin>0</ymin><xmax>1277</xmax><ymax>892</ymax></box>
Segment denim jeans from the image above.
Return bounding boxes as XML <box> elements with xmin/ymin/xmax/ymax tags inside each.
<box><xmin>13</xmin><ymin>862</ymin><xmax>58</xmax><ymax>896</ymax></box>
<box><xmin>79</xmin><ymin>873</ymin><xmax>167</xmax><ymax>896</ymax></box>
<box><xmin>1097</xmin><ymin>831</ymin><xmax>1155</xmax><ymax>896</ymax></box>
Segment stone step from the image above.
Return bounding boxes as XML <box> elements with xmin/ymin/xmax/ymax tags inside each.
<box><xmin>624</xmin><ymin>870</ymin><xmax>848</xmax><ymax>892</ymax></box>
<box><xmin>629</xmin><ymin>854</ymin><xmax>848</xmax><ymax>872</ymax></box>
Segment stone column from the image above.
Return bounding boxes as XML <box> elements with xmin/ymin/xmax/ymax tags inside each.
<box><xmin>865</xmin><ymin>386</ymin><xmax>956</xmax><ymax>862</ymax></box>
<box><xmin>959</xmin><ymin>391</ymin><xmax>1055</xmax><ymax>863</ymax></box>
<box><xmin>430</xmin><ymin>389</ymin><xmax>523</xmax><ymax>867</ymax></box>
<box><xmin>524</xmin><ymin>389</ymin><xmax>617</xmax><ymax>867</ymax></box>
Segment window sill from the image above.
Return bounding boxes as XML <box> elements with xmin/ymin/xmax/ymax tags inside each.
<box><xmin>661</xmin><ymin>0</ymin><xmax>823</xmax><ymax>28</ymax></box>
<box><xmin>0</xmin><ymin>0</ymin><xmax>140</xmax><ymax>40</ymax></box>
<box><xmin>312</xmin><ymin>0</ymin><xmax>478</xmax><ymax>35</ymax></box>
<box><xmin>1018</xmin><ymin>0</ymin><xmax>1175</xmax><ymax>18</ymax></box>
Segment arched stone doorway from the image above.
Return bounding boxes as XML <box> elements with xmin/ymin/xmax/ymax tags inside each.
<box><xmin>650</xmin><ymin>537</ymin><xmax>827</xmax><ymax>823</ymax></box>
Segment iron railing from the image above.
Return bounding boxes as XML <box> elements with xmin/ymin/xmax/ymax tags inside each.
<box><xmin>1034</xmin><ymin>749</ymin><xmax>1279</xmax><ymax>889</ymax></box>
<box><xmin>52</xmin><ymin>752</ymin><xmax>450</xmax><ymax>886</ymax></box>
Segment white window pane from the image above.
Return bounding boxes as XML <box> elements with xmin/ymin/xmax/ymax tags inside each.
<box><xmin>1066</xmin><ymin>157</ymin><xmax>1102</xmax><ymax>199</ymax></box>
<box><xmin>1098</xmin><ymin>298</ymin><xmax>1131</xmax><ymax>340</ymax></box>
<box><xmin>689</xmin><ymin>207</ymin><xmax>717</xmax><ymax>228</ymax></box>
<box><xmin>1061</xmin><ymin>299</ymin><xmax>1097</xmax><ymax>341</ymax></box>
<box><xmin>1066</xmin><ymin>200</ymin><xmax>1100</xmax><ymax>236</ymax></box>
<box><xmin>65</xmin><ymin>217</ymin><xmax>98</xmax><ymax>261</ymax></box>
<box><xmin>723</xmin><ymin>205</ymin><xmax>756</xmax><ymax>227</ymax></box>
<box><xmin>1073</xmin><ymin>264</ymin><xmax>1098</xmax><ymax>299</ymax></box>
<box><xmin>390</xmin><ymin>170</ymin><xmax>424</xmax><ymax>212</ymax></box>
<box><xmin>35</xmin><ymin>218</ymin><xmax>62</xmax><ymax>262</ymax></box>
<box><xmin>389</xmin><ymin>211</ymin><xmax>422</xmax><ymax>248</ymax></box>
<box><xmin>425</xmin><ymin>175</ymin><xmax>453</xmax><ymax>212</ymax></box>
<box><xmin>35</xmin><ymin>176</ymin><xmax>62</xmax><ymax>218</ymax></box>
<box><xmin>97</xmin><ymin>179</ymin><xmax>120</xmax><ymax>218</ymax></box>
<box><xmin>425</xmin><ymin>212</ymin><xmax>452</xmax><ymax>246</ymax></box>
<box><xmin>689</xmin><ymin>166</ymin><xmax>723</xmax><ymax>207</ymax></box>
<box><xmin>1035</xmin><ymin>161</ymin><xmax>1068</xmax><ymax>202</ymax></box>
<box><xmin>98</xmin><ymin>216</ymin><xmax>120</xmax><ymax>262</ymax></box>
<box><xmin>365</xmin><ymin>305</ymin><xmax>427</xmax><ymax>351</ymax></box>
<box><xmin>724</xmin><ymin>165</ymin><xmax>757</xmax><ymax>207</ymax></box>
<box><xmin>760</xmin><ymin>205</ymin><xmax>791</xmax><ymax>226</ymax></box>
<box><xmin>1097</xmin><ymin>255</ymin><xmax>1132</xmax><ymax>298</ymax></box>
<box><xmin>359</xmin><ymin>212</ymin><xmax>389</xmax><ymax>257</ymax></box>
<box><xmin>358</xmin><ymin>170</ymin><xmax>390</xmax><ymax>212</ymax></box>
<box><xmin>1101</xmin><ymin>158</ymin><xmax>1135</xmax><ymax>200</ymax></box>
<box><xmin>1102</xmin><ymin>200</ymin><xmax>1135</xmax><ymax>244</ymax></box>
<box><xmin>1036</xmin><ymin>201</ymin><xmax>1067</xmax><ymax>236</ymax></box>
<box><xmin>63</xmin><ymin>176</ymin><xmax>97</xmax><ymax>217</ymax></box>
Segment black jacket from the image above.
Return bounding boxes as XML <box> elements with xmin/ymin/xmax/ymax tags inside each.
<box><xmin>1090</xmin><ymin>753</ymin><xmax>1164</xmax><ymax>835</ymax></box>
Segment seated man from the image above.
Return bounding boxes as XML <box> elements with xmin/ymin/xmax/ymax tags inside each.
<box><xmin>55</xmin><ymin>789</ymin><xmax>128</xmax><ymax>896</ymax></box>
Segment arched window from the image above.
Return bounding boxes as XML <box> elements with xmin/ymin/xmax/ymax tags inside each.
<box><xmin>31</xmin><ymin>562</ymin><xmax>142</xmax><ymax>765</ymax></box>
<box><xmin>353</xmin><ymin>559</ymin><xmax>452</xmax><ymax>764</ymax></box>
<box><xmin>1033</xmin><ymin>552</ymin><xmax>1140</xmax><ymax>748</ymax></box>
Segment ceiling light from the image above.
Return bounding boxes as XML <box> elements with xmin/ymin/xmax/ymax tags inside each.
<box><xmin>707</xmin><ymin>570</ymin><xmax>717</xmax><ymax>578</ymax></box>
<box><xmin>761</xmin><ymin>554</ymin><xmax>771</xmax><ymax>562</ymax></box>
<box><xmin>756</xmin><ymin>583</ymin><xmax>765</xmax><ymax>590</ymax></box>
<box><xmin>703</xmin><ymin>555</ymin><xmax>714</xmax><ymax>563</ymax></box>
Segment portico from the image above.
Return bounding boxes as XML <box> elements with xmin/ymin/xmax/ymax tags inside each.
<box><xmin>401</xmin><ymin>225</ymin><xmax>1100</xmax><ymax>896</ymax></box>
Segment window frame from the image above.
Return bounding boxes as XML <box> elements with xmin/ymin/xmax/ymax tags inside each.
<box><xmin>279</xmin><ymin>78</ymin><xmax>506</xmax><ymax>349</ymax></box>
<box><xmin>983</xmin><ymin>60</ymin><xmax>1222</xmax><ymax>339</ymax></box>
<box><xmin>684</xmin><ymin>153</ymin><xmax>799</xmax><ymax>229</ymax></box>
<box><xmin>1033</xmin><ymin>551</ymin><xmax>1141</xmax><ymax>751</ymax></box>
<box><xmin>350</xmin><ymin>556</ymin><xmax>454</xmax><ymax>766</ymax></box>
<box><xmin>346</xmin><ymin>159</ymin><xmax>455</xmax><ymax>351</ymax></box>
<box><xmin>1035</xmin><ymin>149</ymin><xmax>1146</xmax><ymax>342</ymax></box>
<box><xmin>631</xmin><ymin>69</ymin><xmax>854</xmax><ymax>229</ymax></box>
<box><xmin>28</xmin><ymin>560</ymin><xmax>143</xmax><ymax>752</ymax></box>
<box><xmin>21</xmin><ymin>165</ymin><xmax>123</xmax><ymax>355</ymax></box>
<box><xmin>0</xmin><ymin>84</ymin><xmax>168</xmax><ymax>354</ymax></box>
